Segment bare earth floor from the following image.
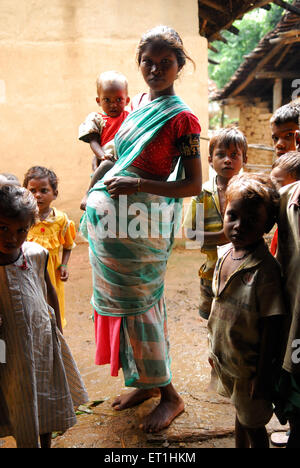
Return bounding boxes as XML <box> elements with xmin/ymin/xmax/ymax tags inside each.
<box><xmin>0</xmin><ymin>239</ymin><xmax>287</xmax><ymax>449</ymax></box>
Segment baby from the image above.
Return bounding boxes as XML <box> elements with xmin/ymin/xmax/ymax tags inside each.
<box><xmin>270</xmin><ymin>151</ymin><xmax>300</xmax><ymax>256</ymax></box>
<box><xmin>79</xmin><ymin>70</ymin><xmax>130</xmax><ymax>210</ymax></box>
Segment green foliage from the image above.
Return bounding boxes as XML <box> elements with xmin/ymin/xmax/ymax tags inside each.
<box><xmin>208</xmin><ymin>2</ymin><xmax>293</xmax><ymax>89</ymax></box>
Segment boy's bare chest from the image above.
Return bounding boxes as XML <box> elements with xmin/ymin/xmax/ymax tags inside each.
<box><xmin>218</xmin><ymin>253</ymin><xmax>240</xmax><ymax>292</ymax></box>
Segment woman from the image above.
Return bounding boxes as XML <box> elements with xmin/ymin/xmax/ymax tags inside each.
<box><xmin>86</xmin><ymin>25</ymin><xmax>202</xmax><ymax>433</ymax></box>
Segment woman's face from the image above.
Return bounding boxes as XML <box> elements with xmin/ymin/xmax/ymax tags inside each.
<box><xmin>139</xmin><ymin>42</ymin><xmax>181</xmax><ymax>98</ymax></box>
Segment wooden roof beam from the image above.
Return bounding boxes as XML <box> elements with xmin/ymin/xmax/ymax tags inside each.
<box><xmin>256</xmin><ymin>71</ymin><xmax>298</xmax><ymax>79</ymax></box>
<box><xmin>272</xmin><ymin>0</ymin><xmax>300</xmax><ymax>15</ymax></box>
<box><xmin>228</xmin><ymin>25</ymin><xmax>240</xmax><ymax>35</ymax></box>
<box><xmin>199</xmin><ymin>0</ymin><xmax>227</xmax><ymax>13</ymax></box>
<box><xmin>208</xmin><ymin>43</ymin><xmax>219</xmax><ymax>53</ymax></box>
<box><xmin>231</xmin><ymin>41</ymin><xmax>284</xmax><ymax>97</ymax></box>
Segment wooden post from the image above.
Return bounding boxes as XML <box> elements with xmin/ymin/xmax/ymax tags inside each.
<box><xmin>273</xmin><ymin>78</ymin><xmax>282</xmax><ymax>112</ymax></box>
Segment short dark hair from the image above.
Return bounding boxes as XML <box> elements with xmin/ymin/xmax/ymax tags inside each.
<box><xmin>209</xmin><ymin>127</ymin><xmax>248</xmax><ymax>162</ymax></box>
<box><xmin>23</xmin><ymin>166</ymin><xmax>58</xmax><ymax>192</ymax></box>
<box><xmin>270</xmin><ymin>102</ymin><xmax>300</xmax><ymax>126</ymax></box>
<box><xmin>226</xmin><ymin>172</ymin><xmax>280</xmax><ymax>232</ymax></box>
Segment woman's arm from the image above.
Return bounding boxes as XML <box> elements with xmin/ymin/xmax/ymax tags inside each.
<box><xmin>45</xmin><ymin>271</ymin><xmax>63</xmax><ymax>333</ymax></box>
<box><xmin>104</xmin><ymin>158</ymin><xmax>202</xmax><ymax>199</ymax></box>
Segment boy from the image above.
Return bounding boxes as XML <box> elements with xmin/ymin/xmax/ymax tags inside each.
<box><xmin>183</xmin><ymin>127</ymin><xmax>247</xmax><ymax>320</ymax></box>
<box><xmin>79</xmin><ymin>71</ymin><xmax>130</xmax><ymax>210</ymax></box>
<box><xmin>275</xmin><ymin>179</ymin><xmax>300</xmax><ymax>448</ymax></box>
<box><xmin>208</xmin><ymin>173</ymin><xmax>286</xmax><ymax>448</ymax></box>
<box><xmin>270</xmin><ymin>102</ymin><xmax>300</xmax><ymax>158</ymax></box>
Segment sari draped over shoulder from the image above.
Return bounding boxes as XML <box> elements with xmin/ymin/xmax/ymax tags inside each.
<box><xmin>85</xmin><ymin>95</ymin><xmax>191</xmax><ymax>319</ymax></box>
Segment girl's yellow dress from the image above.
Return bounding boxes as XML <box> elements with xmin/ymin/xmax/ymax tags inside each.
<box><xmin>27</xmin><ymin>208</ymin><xmax>76</xmax><ymax>328</ymax></box>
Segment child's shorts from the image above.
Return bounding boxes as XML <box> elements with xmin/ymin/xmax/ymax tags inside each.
<box><xmin>199</xmin><ymin>278</ymin><xmax>213</xmax><ymax>320</ymax></box>
<box><xmin>211</xmin><ymin>354</ymin><xmax>273</xmax><ymax>429</ymax></box>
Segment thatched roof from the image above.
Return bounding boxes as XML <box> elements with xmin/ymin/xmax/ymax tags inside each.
<box><xmin>210</xmin><ymin>0</ymin><xmax>300</xmax><ymax>103</ymax></box>
<box><xmin>199</xmin><ymin>0</ymin><xmax>300</xmax><ymax>42</ymax></box>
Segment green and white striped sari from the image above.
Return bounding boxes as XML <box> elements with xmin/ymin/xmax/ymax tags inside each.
<box><xmin>85</xmin><ymin>95</ymin><xmax>191</xmax><ymax>387</ymax></box>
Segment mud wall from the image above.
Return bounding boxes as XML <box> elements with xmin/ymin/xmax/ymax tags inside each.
<box><xmin>0</xmin><ymin>0</ymin><xmax>208</xmax><ymax>224</ymax></box>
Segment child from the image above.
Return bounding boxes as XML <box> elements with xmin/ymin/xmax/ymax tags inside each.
<box><xmin>183</xmin><ymin>127</ymin><xmax>248</xmax><ymax>320</ymax></box>
<box><xmin>274</xmin><ymin>179</ymin><xmax>300</xmax><ymax>448</ymax></box>
<box><xmin>23</xmin><ymin>166</ymin><xmax>76</xmax><ymax>329</ymax></box>
<box><xmin>79</xmin><ymin>70</ymin><xmax>130</xmax><ymax>210</ymax></box>
<box><xmin>270</xmin><ymin>151</ymin><xmax>300</xmax><ymax>256</ymax></box>
<box><xmin>0</xmin><ymin>184</ymin><xmax>88</xmax><ymax>448</ymax></box>
<box><xmin>207</xmin><ymin>173</ymin><xmax>286</xmax><ymax>448</ymax></box>
<box><xmin>270</xmin><ymin>102</ymin><xmax>300</xmax><ymax>158</ymax></box>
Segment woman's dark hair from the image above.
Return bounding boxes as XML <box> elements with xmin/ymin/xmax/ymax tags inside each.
<box><xmin>136</xmin><ymin>25</ymin><xmax>195</xmax><ymax>70</ymax></box>
<box><xmin>23</xmin><ymin>166</ymin><xmax>58</xmax><ymax>192</ymax></box>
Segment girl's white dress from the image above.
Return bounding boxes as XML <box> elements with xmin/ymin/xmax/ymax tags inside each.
<box><xmin>0</xmin><ymin>241</ymin><xmax>88</xmax><ymax>448</ymax></box>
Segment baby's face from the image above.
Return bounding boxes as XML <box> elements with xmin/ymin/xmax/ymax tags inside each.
<box><xmin>96</xmin><ymin>83</ymin><xmax>129</xmax><ymax>118</ymax></box>
<box><xmin>224</xmin><ymin>198</ymin><xmax>269</xmax><ymax>249</ymax></box>
<box><xmin>270</xmin><ymin>166</ymin><xmax>297</xmax><ymax>189</ymax></box>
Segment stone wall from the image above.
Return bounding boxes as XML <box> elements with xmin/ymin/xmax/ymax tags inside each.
<box><xmin>238</xmin><ymin>98</ymin><xmax>274</xmax><ymax>172</ymax></box>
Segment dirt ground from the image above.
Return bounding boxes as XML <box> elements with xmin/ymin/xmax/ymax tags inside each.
<box><xmin>0</xmin><ymin>236</ymin><xmax>287</xmax><ymax>449</ymax></box>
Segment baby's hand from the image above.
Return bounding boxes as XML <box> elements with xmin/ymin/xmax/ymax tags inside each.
<box><xmin>59</xmin><ymin>265</ymin><xmax>69</xmax><ymax>282</ymax></box>
<box><xmin>80</xmin><ymin>194</ymin><xmax>88</xmax><ymax>211</ymax></box>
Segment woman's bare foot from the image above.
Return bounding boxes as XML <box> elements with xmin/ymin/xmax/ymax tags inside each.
<box><xmin>141</xmin><ymin>383</ymin><xmax>184</xmax><ymax>433</ymax></box>
<box><xmin>112</xmin><ymin>388</ymin><xmax>160</xmax><ymax>411</ymax></box>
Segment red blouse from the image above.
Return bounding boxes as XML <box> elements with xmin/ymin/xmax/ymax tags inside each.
<box><xmin>131</xmin><ymin>111</ymin><xmax>201</xmax><ymax>177</ymax></box>
<box><xmin>129</xmin><ymin>93</ymin><xmax>201</xmax><ymax>177</ymax></box>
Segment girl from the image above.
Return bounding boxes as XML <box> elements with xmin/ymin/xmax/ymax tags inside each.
<box><xmin>85</xmin><ymin>25</ymin><xmax>202</xmax><ymax>433</ymax></box>
<box><xmin>0</xmin><ymin>183</ymin><xmax>88</xmax><ymax>448</ymax></box>
<box><xmin>23</xmin><ymin>166</ymin><xmax>76</xmax><ymax>328</ymax></box>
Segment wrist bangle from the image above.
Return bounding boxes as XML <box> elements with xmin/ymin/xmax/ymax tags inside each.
<box><xmin>137</xmin><ymin>178</ymin><xmax>141</xmax><ymax>192</ymax></box>
<box><xmin>58</xmin><ymin>264</ymin><xmax>68</xmax><ymax>269</ymax></box>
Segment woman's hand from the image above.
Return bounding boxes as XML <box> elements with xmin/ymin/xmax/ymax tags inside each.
<box><xmin>104</xmin><ymin>177</ymin><xmax>140</xmax><ymax>198</ymax></box>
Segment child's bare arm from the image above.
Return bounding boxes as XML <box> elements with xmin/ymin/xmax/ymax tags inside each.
<box><xmin>45</xmin><ymin>270</ymin><xmax>63</xmax><ymax>333</ymax></box>
<box><xmin>186</xmin><ymin>227</ymin><xmax>228</xmax><ymax>245</ymax></box>
<box><xmin>87</xmin><ymin>134</ymin><xmax>106</xmax><ymax>161</ymax></box>
<box><xmin>59</xmin><ymin>249</ymin><xmax>72</xmax><ymax>282</ymax></box>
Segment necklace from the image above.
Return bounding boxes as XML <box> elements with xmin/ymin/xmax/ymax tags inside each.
<box><xmin>230</xmin><ymin>248</ymin><xmax>252</xmax><ymax>261</ymax></box>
